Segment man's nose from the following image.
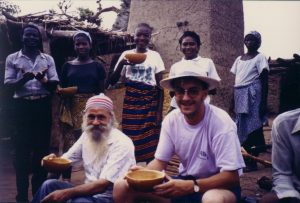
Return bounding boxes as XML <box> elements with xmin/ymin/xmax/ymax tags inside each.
<box><xmin>182</xmin><ymin>90</ymin><xmax>191</xmax><ymax>100</ymax></box>
<box><xmin>92</xmin><ymin>118</ymin><xmax>101</xmax><ymax>125</ymax></box>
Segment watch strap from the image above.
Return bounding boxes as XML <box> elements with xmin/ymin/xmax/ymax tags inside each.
<box><xmin>193</xmin><ymin>178</ymin><xmax>200</xmax><ymax>192</ymax></box>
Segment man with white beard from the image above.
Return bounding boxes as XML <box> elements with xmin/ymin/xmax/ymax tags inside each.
<box><xmin>32</xmin><ymin>93</ymin><xmax>136</xmax><ymax>203</ymax></box>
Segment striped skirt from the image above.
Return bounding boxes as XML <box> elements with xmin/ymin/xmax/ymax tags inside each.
<box><xmin>122</xmin><ymin>81</ymin><xmax>162</xmax><ymax>163</ymax></box>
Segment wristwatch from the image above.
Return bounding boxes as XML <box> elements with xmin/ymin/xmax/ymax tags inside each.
<box><xmin>193</xmin><ymin>179</ymin><xmax>200</xmax><ymax>192</ymax></box>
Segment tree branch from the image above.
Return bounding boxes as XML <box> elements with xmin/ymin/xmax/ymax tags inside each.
<box><xmin>1</xmin><ymin>10</ymin><xmax>18</xmax><ymax>21</ymax></box>
<box><xmin>91</xmin><ymin>6</ymin><xmax>120</xmax><ymax>19</ymax></box>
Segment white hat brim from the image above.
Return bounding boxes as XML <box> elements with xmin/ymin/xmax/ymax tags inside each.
<box><xmin>160</xmin><ymin>71</ymin><xmax>220</xmax><ymax>91</ymax></box>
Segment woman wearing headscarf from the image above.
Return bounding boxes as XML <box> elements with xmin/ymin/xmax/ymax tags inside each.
<box><xmin>230</xmin><ymin>31</ymin><xmax>269</xmax><ymax>172</ymax></box>
<box><xmin>57</xmin><ymin>31</ymin><xmax>106</xmax><ymax>155</ymax></box>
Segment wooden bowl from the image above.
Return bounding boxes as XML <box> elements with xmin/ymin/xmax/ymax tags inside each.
<box><xmin>124</xmin><ymin>53</ymin><xmax>147</xmax><ymax>64</ymax></box>
<box><xmin>126</xmin><ymin>169</ymin><xmax>165</xmax><ymax>192</ymax></box>
<box><xmin>42</xmin><ymin>157</ymin><xmax>71</xmax><ymax>173</ymax></box>
<box><xmin>58</xmin><ymin>86</ymin><xmax>78</xmax><ymax>95</ymax></box>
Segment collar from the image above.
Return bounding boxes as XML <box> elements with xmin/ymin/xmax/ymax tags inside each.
<box><xmin>292</xmin><ymin>115</ymin><xmax>300</xmax><ymax>135</ymax></box>
<box><xmin>17</xmin><ymin>50</ymin><xmax>45</xmax><ymax>59</ymax></box>
<box><xmin>181</xmin><ymin>55</ymin><xmax>201</xmax><ymax>61</ymax></box>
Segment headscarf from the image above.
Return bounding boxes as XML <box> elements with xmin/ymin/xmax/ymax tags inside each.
<box><xmin>73</xmin><ymin>30</ymin><xmax>92</xmax><ymax>44</ymax></box>
<box><xmin>84</xmin><ymin>93</ymin><xmax>113</xmax><ymax>112</ymax></box>
<box><xmin>245</xmin><ymin>31</ymin><xmax>261</xmax><ymax>47</ymax></box>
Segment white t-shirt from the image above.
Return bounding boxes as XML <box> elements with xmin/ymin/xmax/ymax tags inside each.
<box><xmin>114</xmin><ymin>49</ymin><xmax>165</xmax><ymax>86</ymax></box>
<box><xmin>230</xmin><ymin>53</ymin><xmax>269</xmax><ymax>87</ymax></box>
<box><xmin>62</xmin><ymin>128</ymin><xmax>136</xmax><ymax>183</ymax></box>
<box><xmin>155</xmin><ymin>103</ymin><xmax>245</xmax><ymax>178</ymax></box>
<box><xmin>169</xmin><ymin>56</ymin><xmax>221</xmax><ymax>107</ymax></box>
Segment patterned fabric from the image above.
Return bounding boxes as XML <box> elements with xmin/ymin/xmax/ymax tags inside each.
<box><xmin>59</xmin><ymin>93</ymin><xmax>94</xmax><ymax>153</ymax></box>
<box><xmin>122</xmin><ymin>81</ymin><xmax>162</xmax><ymax>163</ymax></box>
<box><xmin>85</xmin><ymin>93</ymin><xmax>113</xmax><ymax>112</ymax></box>
<box><xmin>234</xmin><ymin>80</ymin><xmax>263</xmax><ymax>144</ymax></box>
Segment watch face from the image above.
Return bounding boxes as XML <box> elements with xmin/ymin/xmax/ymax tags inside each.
<box><xmin>194</xmin><ymin>184</ymin><xmax>200</xmax><ymax>192</ymax></box>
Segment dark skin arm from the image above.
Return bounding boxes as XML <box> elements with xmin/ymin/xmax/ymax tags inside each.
<box><xmin>40</xmin><ymin>80</ymin><xmax>59</xmax><ymax>92</ymax></box>
<box><xmin>109</xmin><ymin>58</ymin><xmax>132</xmax><ymax>86</ymax></box>
<box><xmin>155</xmin><ymin>72</ymin><xmax>164</xmax><ymax>90</ymax></box>
<box><xmin>229</xmin><ymin>91</ymin><xmax>235</xmax><ymax>118</ymax></box>
<box><xmin>35</xmin><ymin>69</ymin><xmax>58</xmax><ymax>92</ymax></box>
<box><xmin>259</xmin><ymin>69</ymin><xmax>268</xmax><ymax>118</ymax></box>
<box><xmin>5</xmin><ymin>71</ymin><xmax>35</xmax><ymax>91</ymax></box>
<box><xmin>5</xmin><ymin>70</ymin><xmax>58</xmax><ymax>93</ymax></box>
<box><xmin>155</xmin><ymin>72</ymin><xmax>164</xmax><ymax>122</ymax></box>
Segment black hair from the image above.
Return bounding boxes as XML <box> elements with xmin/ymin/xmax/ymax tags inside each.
<box><xmin>179</xmin><ymin>31</ymin><xmax>201</xmax><ymax>47</ymax></box>
<box><xmin>21</xmin><ymin>24</ymin><xmax>41</xmax><ymax>37</ymax></box>
<box><xmin>136</xmin><ymin>23</ymin><xmax>153</xmax><ymax>33</ymax></box>
<box><xmin>171</xmin><ymin>76</ymin><xmax>209</xmax><ymax>90</ymax></box>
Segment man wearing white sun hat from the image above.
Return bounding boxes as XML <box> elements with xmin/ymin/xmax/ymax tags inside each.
<box><xmin>113</xmin><ymin>69</ymin><xmax>245</xmax><ymax>203</ymax></box>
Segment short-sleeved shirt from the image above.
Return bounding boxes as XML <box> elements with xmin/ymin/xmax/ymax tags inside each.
<box><xmin>155</xmin><ymin>103</ymin><xmax>245</xmax><ymax>178</ymax></box>
<box><xmin>114</xmin><ymin>49</ymin><xmax>165</xmax><ymax>86</ymax></box>
<box><xmin>62</xmin><ymin>128</ymin><xmax>136</xmax><ymax>184</ymax></box>
<box><xmin>230</xmin><ymin>53</ymin><xmax>269</xmax><ymax>87</ymax></box>
<box><xmin>4</xmin><ymin>50</ymin><xmax>59</xmax><ymax>98</ymax></box>
<box><xmin>169</xmin><ymin>56</ymin><xmax>221</xmax><ymax>107</ymax></box>
<box><xmin>60</xmin><ymin>61</ymin><xmax>106</xmax><ymax>94</ymax></box>
<box><xmin>271</xmin><ymin>109</ymin><xmax>300</xmax><ymax>199</ymax></box>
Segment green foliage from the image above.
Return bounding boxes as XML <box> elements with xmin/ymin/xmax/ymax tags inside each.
<box><xmin>77</xmin><ymin>7</ymin><xmax>102</xmax><ymax>26</ymax></box>
<box><xmin>57</xmin><ymin>0</ymin><xmax>106</xmax><ymax>26</ymax></box>
<box><xmin>0</xmin><ymin>0</ymin><xmax>20</xmax><ymax>15</ymax></box>
<box><xmin>77</xmin><ymin>7</ymin><xmax>94</xmax><ymax>21</ymax></box>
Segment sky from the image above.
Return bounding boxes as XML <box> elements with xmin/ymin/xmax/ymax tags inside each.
<box><xmin>243</xmin><ymin>1</ymin><xmax>300</xmax><ymax>59</ymax></box>
<box><xmin>8</xmin><ymin>0</ymin><xmax>300</xmax><ymax>59</ymax></box>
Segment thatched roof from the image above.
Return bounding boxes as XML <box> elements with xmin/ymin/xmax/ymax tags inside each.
<box><xmin>1</xmin><ymin>11</ymin><xmax>135</xmax><ymax>54</ymax></box>
<box><xmin>0</xmin><ymin>12</ymin><xmax>136</xmax><ymax>76</ymax></box>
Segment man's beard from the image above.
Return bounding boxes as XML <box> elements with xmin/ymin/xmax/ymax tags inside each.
<box><xmin>81</xmin><ymin>120</ymin><xmax>113</xmax><ymax>164</ymax></box>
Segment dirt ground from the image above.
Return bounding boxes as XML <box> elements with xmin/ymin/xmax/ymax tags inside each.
<box><xmin>0</xmin><ymin>120</ymin><xmax>273</xmax><ymax>202</ymax></box>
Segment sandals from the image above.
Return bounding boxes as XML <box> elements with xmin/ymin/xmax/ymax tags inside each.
<box><xmin>257</xmin><ymin>176</ymin><xmax>272</xmax><ymax>191</ymax></box>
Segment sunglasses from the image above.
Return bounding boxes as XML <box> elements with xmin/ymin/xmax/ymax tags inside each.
<box><xmin>174</xmin><ymin>87</ymin><xmax>203</xmax><ymax>97</ymax></box>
